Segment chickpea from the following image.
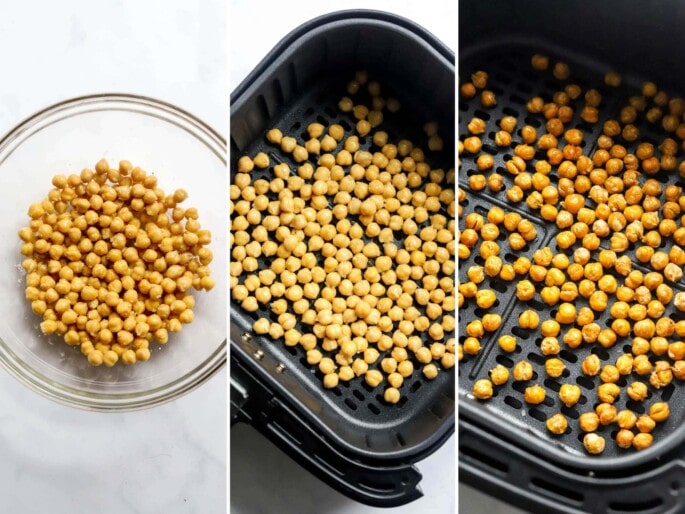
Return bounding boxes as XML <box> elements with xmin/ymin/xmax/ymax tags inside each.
<box><xmin>650</xmin><ymin>402</ymin><xmax>670</xmax><ymax>422</ymax></box>
<box><xmin>546</xmin><ymin>413</ymin><xmax>568</xmax><ymax>435</ymax></box>
<box><xmin>524</xmin><ymin>385</ymin><xmax>546</xmax><ymax>404</ymax></box>
<box><xmin>632</xmin><ymin>433</ymin><xmax>653</xmax><ymax>451</ymax></box>
<box><xmin>490</xmin><ymin>365</ymin><xmax>510</xmax><ymax>385</ymax></box>
<box><xmin>473</xmin><ymin>379</ymin><xmax>493</xmax><ymax>400</ymax></box>
<box><xmin>519</xmin><ymin>310</ymin><xmax>539</xmax><ymax>330</ymax></box>
<box><xmin>581</xmin><ymin>354</ymin><xmax>601</xmax><ymax>376</ymax></box>
<box><xmin>584</xmin><ymin>433</ymin><xmax>606</xmax><ymax>455</ymax></box>
<box><xmin>559</xmin><ymin>384</ymin><xmax>581</xmax><ymax>407</ymax></box>
<box><xmin>498</xmin><ymin>335</ymin><xmax>517</xmax><ymax>353</ymax></box>
<box><xmin>579</xmin><ymin>412</ymin><xmax>600</xmax><ymax>432</ymax></box>
<box><xmin>513</xmin><ymin>361</ymin><xmax>534</xmax><ymax>381</ymax></box>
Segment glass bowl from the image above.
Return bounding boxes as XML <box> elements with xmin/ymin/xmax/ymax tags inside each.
<box><xmin>0</xmin><ymin>94</ymin><xmax>226</xmax><ymax>411</ymax></box>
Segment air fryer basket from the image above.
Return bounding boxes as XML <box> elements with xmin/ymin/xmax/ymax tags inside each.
<box><xmin>459</xmin><ymin>1</ymin><xmax>685</xmax><ymax>512</ymax></box>
<box><xmin>230</xmin><ymin>10</ymin><xmax>455</xmax><ymax>507</ymax></box>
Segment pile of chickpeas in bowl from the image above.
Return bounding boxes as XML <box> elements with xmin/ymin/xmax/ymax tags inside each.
<box><xmin>230</xmin><ymin>71</ymin><xmax>456</xmax><ymax>405</ymax></box>
<box><xmin>459</xmin><ymin>54</ymin><xmax>685</xmax><ymax>455</ymax></box>
<box><xmin>19</xmin><ymin>159</ymin><xmax>215</xmax><ymax>367</ymax></box>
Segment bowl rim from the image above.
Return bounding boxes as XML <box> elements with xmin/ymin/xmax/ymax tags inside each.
<box><xmin>0</xmin><ymin>93</ymin><xmax>227</xmax><ymax>412</ymax></box>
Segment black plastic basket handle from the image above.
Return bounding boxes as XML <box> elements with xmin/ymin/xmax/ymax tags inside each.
<box><xmin>231</xmin><ymin>356</ymin><xmax>423</xmax><ymax>508</ymax></box>
<box><xmin>460</xmin><ymin>416</ymin><xmax>685</xmax><ymax>514</ymax></box>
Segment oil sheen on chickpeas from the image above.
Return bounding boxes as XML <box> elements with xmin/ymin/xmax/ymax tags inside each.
<box><xmin>232</xmin><ymin>71</ymin><xmax>456</xmax><ymax>404</ymax></box>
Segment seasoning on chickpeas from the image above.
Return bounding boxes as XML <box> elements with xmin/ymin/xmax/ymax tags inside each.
<box><xmin>23</xmin><ymin>159</ymin><xmax>214</xmax><ymax>366</ymax></box>
<box><xmin>459</xmin><ymin>58</ymin><xmax>685</xmax><ymax>453</ymax></box>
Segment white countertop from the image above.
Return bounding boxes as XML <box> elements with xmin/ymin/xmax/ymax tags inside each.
<box><xmin>0</xmin><ymin>2</ymin><xmax>226</xmax><ymax>513</ymax></box>
<box><xmin>229</xmin><ymin>1</ymin><xmax>456</xmax><ymax>513</ymax></box>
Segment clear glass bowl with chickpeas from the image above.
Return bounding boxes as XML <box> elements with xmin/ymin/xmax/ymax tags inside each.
<box><xmin>0</xmin><ymin>94</ymin><xmax>226</xmax><ymax>411</ymax></box>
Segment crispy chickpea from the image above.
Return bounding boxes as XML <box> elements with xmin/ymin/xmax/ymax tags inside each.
<box><xmin>498</xmin><ymin>335</ymin><xmax>517</xmax><ymax>353</ymax></box>
<box><xmin>490</xmin><ymin>365</ymin><xmax>510</xmax><ymax>386</ymax></box>
<box><xmin>473</xmin><ymin>379</ymin><xmax>493</xmax><ymax>400</ymax></box>
<box><xmin>650</xmin><ymin>402</ymin><xmax>670</xmax><ymax>422</ymax></box>
<box><xmin>546</xmin><ymin>413</ymin><xmax>568</xmax><ymax>435</ymax></box>
<box><xmin>513</xmin><ymin>361</ymin><xmax>534</xmax><ymax>381</ymax></box>
<box><xmin>524</xmin><ymin>385</ymin><xmax>546</xmax><ymax>404</ymax></box>
<box><xmin>598</xmin><ymin>383</ymin><xmax>621</xmax><ymax>404</ymax></box>
<box><xmin>584</xmin><ymin>433</ymin><xmax>605</xmax><ymax>455</ymax></box>
<box><xmin>616</xmin><ymin>429</ymin><xmax>634</xmax><ymax>449</ymax></box>
<box><xmin>559</xmin><ymin>384</ymin><xmax>581</xmax><ymax>407</ymax></box>
<box><xmin>519</xmin><ymin>310</ymin><xmax>539</xmax><ymax>330</ymax></box>
<box><xmin>545</xmin><ymin>358</ymin><xmax>565</xmax><ymax>378</ymax></box>
<box><xmin>633</xmin><ymin>433</ymin><xmax>653</xmax><ymax>451</ymax></box>
<box><xmin>579</xmin><ymin>412</ymin><xmax>600</xmax><ymax>433</ymax></box>
<box><xmin>636</xmin><ymin>415</ymin><xmax>656</xmax><ymax>433</ymax></box>
<box><xmin>581</xmin><ymin>354</ymin><xmax>601</xmax><ymax>376</ymax></box>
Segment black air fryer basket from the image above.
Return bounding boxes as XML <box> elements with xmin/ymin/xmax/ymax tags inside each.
<box><xmin>230</xmin><ymin>11</ymin><xmax>455</xmax><ymax>507</ymax></box>
<box><xmin>459</xmin><ymin>1</ymin><xmax>685</xmax><ymax>513</ymax></box>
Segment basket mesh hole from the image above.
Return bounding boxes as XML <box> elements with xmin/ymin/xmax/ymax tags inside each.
<box><xmin>344</xmin><ymin>398</ymin><xmax>357</xmax><ymax>410</ymax></box>
<box><xmin>576</xmin><ymin>376</ymin><xmax>595</xmax><ymax>390</ymax></box>
<box><xmin>661</xmin><ymin>384</ymin><xmax>676</xmax><ymax>401</ymax></box>
<box><xmin>626</xmin><ymin>401</ymin><xmax>646</xmax><ymax>414</ymax></box>
<box><xmin>496</xmin><ymin>354</ymin><xmax>514</xmax><ymax>367</ymax></box>
<box><xmin>529</xmin><ymin>408</ymin><xmax>546</xmax><ymax>422</ymax></box>
<box><xmin>504</xmin><ymin>395</ymin><xmax>522</xmax><ymax>409</ymax></box>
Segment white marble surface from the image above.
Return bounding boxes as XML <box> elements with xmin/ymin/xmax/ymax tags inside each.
<box><xmin>229</xmin><ymin>1</ymin><xmax>455</xmax><ymax>512</ymax></box>
<box><xmin>0</xmin><ymin>2</ymin><xmax>226</xmax><ymax>513</ymax></box>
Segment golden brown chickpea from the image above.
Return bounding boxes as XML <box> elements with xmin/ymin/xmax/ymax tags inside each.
<box><xmin>650</xmin><ymin>402</ymin><xmax>670</xmax><ymax>422</ymax></box>
<box><xmin>498</xmin><ymin>335</ymin><xmax>517</xmax><ymax>353</ymax></box>
<box><xmin>636</xmin><ymin>415</ymin><xmax>656</xmax><ymax>434</ymax></box>
<box><xmin>559</xmin><ymin>384</ymin><xmax>581</xmax><ymax>407</ymax></box>
<box><xmin>583</xmin><ymin>433</ymin><xmax>605</xmax><ymax>455</ymax></box>
<box><xmin>472</xmin><ymin>379</ymin><xmax>493</xmax><ymax>400</ymax></box>
<box><xmin>579</xmin><ymin>412</ymin><xmax>600</xmax><ymax>433</ymax></box>
<box><xmin>633</xmin><ymin>432</ymin><xmax>654</xmax><ymax>451</ymax></box>
<box><xmin>490</xmin><ymin>365</ymin><xmax>510</xmax><ymax>386</ymax></box>
<box><xmin>546</xmin><ymin>413</ymin><xmax>568</xmax><ymax>435</ymax></box>
<box><xmin>524</xmin><ymin>385</ymin><xmax>546</xmax><ymax>404</ymax></box>
<box><xmin>581</xmin><ymin>354</ymin><xmax>601</xmax><ymax>376</ymax></box>
<box><xmin>513</xmin><ymin>361</ymin><xmax>534</xmax><ymax>381</ymax></box>
<box><xmin>545</xmin><ymin>358</ymin><xmax>565</xmax><ymax>378</ymax></box>
<box><xmin>596</xmin><ymin>403</ymin><xmax>617</xmax><ymax>426</ymax></box>
<box><xmin>519</xmin><ymin>310</ymin><xmax>539</xmax><ymax>330</ymax></box>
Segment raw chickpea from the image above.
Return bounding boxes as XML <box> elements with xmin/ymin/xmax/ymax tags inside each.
<box><xmin>519</xmin><ymin>310</ymin><xmax>539</xmax><ymax>330</ymax></box>
<box><xmin>540</xmin><ymin>337</ymin><xmax>560</xmax><ymax>356</ymax></box>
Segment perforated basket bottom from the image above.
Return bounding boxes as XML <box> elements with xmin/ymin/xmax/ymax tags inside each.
<box><xmin>231</xmin><ymin>74</ymin><xmax>455</xmax><ymax>427</ymax></box>
<box><xmin>459</xmin><ymin>42</ymin><xmax>685</xmax><ymax>458</ymax></box>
